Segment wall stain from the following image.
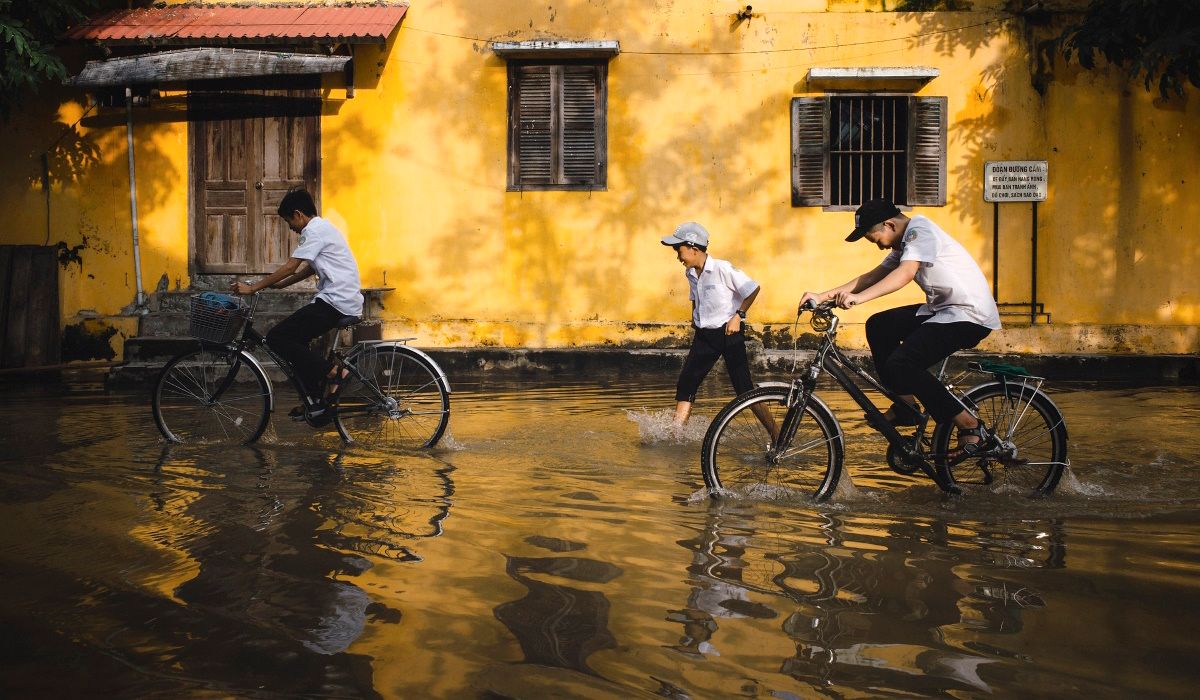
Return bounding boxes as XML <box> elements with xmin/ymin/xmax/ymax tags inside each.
<box><xmin>55</xmin><ymin>239</ymin><xmax>86</xmax><ymax>272</ymax></box>
<box><xmin>61</xmin><ymin>320</ymin><xmax>118</xmax><ymax>362</ymax></box>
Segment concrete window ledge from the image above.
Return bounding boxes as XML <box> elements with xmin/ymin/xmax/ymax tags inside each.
<box><xmin>490</xmin><ymin>40</ymin><xmax>620</xmax><ymax>59</ymax></box>
<box><xmin>806</xmin><ymin>66</ymin><xmax>939</xmax><ymax>91</ymax></box>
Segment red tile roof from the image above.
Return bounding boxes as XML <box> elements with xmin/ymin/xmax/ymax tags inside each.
<box><xmin>64</xmin><ymin>3</ymin><xmax>408</xmax><ymax>45</ymax></box>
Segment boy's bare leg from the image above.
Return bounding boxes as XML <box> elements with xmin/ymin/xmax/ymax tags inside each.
<box><xmin>951</xmin><ymin>408</ymin><xmax>981</xmax><ymax>447</ymax></box>
<box><xmin>673</xmin><ymin>401</ymin><xmax>692</xmax><ymax>427</ymax></box>
<box><xmin>751</xmin><ymin>403</ymin><xmax>780</xmax><ymax>446</ymax></box>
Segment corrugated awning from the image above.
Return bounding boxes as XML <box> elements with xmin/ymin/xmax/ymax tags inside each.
<box><xmin>64</xmin><ymin>3</ymin><xmax>408</xmax><ymax>46</ymax></box>
<box><xmin>69</xmin><ymin>48</ymin><xmax>350</xmax><ymax>87</ymax></box>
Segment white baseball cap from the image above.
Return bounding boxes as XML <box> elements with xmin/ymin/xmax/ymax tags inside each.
<box><xmin>661</xmin><ymin>222</ymin><xmax>710</xmax><ymax>247</ymax></box>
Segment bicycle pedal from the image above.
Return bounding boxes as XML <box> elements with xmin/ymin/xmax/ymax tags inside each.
<box><xmin>305</xmin><ymin>407</ymin><xmax>334</xmax><ymax>428</ymax></box>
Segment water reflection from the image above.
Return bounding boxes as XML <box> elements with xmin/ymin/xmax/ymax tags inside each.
<box><xmin>494</xmin><ymin>537</ymin><xmax>622</xmax><ymax>675</ymax></box>
<box><xmin>672</xmin><ymin>503</ymin><xmax>1068</xmax><ymax>695</ymax></box>
<box><xmin>3</xmin><ymin>382</ymin><xmax>1200</xmax><ymax>697</ymax></box>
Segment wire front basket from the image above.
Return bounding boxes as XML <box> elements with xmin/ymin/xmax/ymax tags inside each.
<box><xmin>189</xmin><ymin>294</ymin><xmax>248</xmax><ymax>343</ymax></box>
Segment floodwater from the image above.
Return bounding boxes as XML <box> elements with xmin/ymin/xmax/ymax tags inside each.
<box><xmin>2</xmin><ymin>375</ymin><xmax>1200</xmax><ymax>698</ymax></box>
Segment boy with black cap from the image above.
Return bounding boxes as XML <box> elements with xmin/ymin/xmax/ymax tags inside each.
<box><xmin>798</xmin><ymin>199</ymin><xmax>1000</xmax><ymax>451</ymax></box>
<box><xmin>662</xmin><ymin>222</ymin><xmax>772</xmax><ymax>435</ymax></box>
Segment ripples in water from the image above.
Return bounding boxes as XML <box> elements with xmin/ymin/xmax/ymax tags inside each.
<box><xmin>1</xmin><ymin>379</ymin><xmax>1199</xmax><ymax>697</ymax></box>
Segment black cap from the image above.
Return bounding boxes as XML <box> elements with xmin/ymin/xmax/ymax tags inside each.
<box><xmin>845</xmin><ymin>199</ymin><xmax>902</xmax><ymax>242</ymax></box>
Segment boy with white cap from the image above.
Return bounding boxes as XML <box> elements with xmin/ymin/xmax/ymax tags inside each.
<box><xmin>661</xmin><ymin>222</ymin><xmax>767</xmax><ymax>431</ymax></box>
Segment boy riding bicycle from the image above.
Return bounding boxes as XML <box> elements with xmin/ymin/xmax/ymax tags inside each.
<box><xmin>231</xmin><ymin>189</ymin><xmax>362</xmax><ymax>422</ymax></box>
<box><xmin>798</xmin><ymin>199</ymin><xmax>1000</xmax><ymax>454</ymax></box>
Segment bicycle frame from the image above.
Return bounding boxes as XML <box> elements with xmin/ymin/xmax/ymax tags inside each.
<box><xmin>228</xmin><ymin>298</ymin><xmax>449</xmax><ymax>422</ymax></box>
<box><xmin>330</xmin><ymin>340</ymin><xmax>452</xmax><ymax>420</ymax></box>
<box><xmin>774</xmin><ymin>307</ymin><xmax>958</xmax><ymax>492</ymax></box>
<box><xmin>199</xmin><ymin>293</ymin><xmax>342</xmax><ymax>414</ymax></box>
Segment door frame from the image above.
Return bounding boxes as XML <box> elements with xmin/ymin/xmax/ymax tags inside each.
<box><xmin>187</xmin><ymin>81</ymin><xmax>322</xmax><ymax>285</ymax></box>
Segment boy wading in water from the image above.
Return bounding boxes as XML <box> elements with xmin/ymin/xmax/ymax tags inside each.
<box><xmin>662</xmin><ymin>223</ymin><xmax>777</xmax><ymax>441</ymax></box>
<box><xmin>231</xmin><ymin>189</ymin><xmax>363</xmax><ymax>424</ymax></box>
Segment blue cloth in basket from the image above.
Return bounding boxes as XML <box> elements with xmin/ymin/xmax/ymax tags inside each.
<box><xmin>198</xmin><ymin>292</ymin><xmax>241</xmax><ymax>310</ymax></box>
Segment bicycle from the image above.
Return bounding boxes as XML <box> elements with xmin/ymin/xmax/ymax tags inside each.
<box><xmin>700</xmin><ymin>300</ymin><xmax>1069</xmax><ymax>500</ymax></box>
<box><xmin>152</xmin><ymin>292</ymin><xmax>451</xmax><ymax>449</ymax></box>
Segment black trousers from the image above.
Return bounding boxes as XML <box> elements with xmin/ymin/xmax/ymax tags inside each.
<box><xmin>675</xmin><ymin>327</ymin><xmax>755</xmax><ymax>403</ymax></box>
<box><xmin>864</xmin><ymin>304</ymin><xmax>991</xmax><ymax>423</ymax></box>
<box><xmin>266</xmin><ymin>299</ymin><xmax>342</xmax><ymax>399</ymax></box>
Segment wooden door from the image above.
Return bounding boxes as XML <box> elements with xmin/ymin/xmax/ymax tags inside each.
<box><xmin>0</xmin><ymin>246</ymin><xmax>60</xmax><ymax>369</ymax></box>
<box><xmin>191</xmin><ymin>88</ymin><xmax>320</xmax><ymax>274</ymax></box>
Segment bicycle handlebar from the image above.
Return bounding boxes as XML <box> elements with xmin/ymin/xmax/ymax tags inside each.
<box><xmin>799</xmin><ymin>299</ymin><xmax>838</xmax><ymax>315</ymax></box>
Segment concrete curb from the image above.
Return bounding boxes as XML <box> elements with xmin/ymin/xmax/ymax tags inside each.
<box><xmin>5</xmin><ymin>347</ymin><xmax>1196</xmax><ymax>389</ymax></box>
<box><xmin>416</xmin><ymin>346</ymin><xmax>1199</xmax><ymax>384</ymax></box>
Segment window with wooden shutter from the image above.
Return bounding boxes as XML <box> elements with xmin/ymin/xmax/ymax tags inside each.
<box><xmin>791</xmin><ymin>93</ymin><xmax>946</xmax><ymax>208</ymax></box>
<box><xmin>791</xmin><ymin>97</ymin><xmax>828</xmax><ymax>206</ymax></box>
<box><xmin>508</xmin><ymin>61</ymin><xmax>607</xmax><ymax>190</ymax></box>
<box><xmin>907</xmin><ymin>96</ymin><xmax>946</xmax><ymax>206</ymax></box>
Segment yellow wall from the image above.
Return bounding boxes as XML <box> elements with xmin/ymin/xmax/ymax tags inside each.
<box><xmin>0</xmin><ymin>77</ymin><xmax>189</xmax><ymax>358</ymax></box>
<box><xmin>1</xmin><ymin>0</ymin><xmax>1196</xmax><ymax>360</ymax></box>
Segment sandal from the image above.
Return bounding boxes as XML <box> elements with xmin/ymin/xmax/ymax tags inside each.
<box><xmin>948</xmin><ymin>424</ymin><xmax>986</xmax><ymax>459</ymax></box>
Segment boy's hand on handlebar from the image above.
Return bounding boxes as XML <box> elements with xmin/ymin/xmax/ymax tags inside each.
<box><xmin>797</xmin><ymin>292</ymin><xmax>823</xmax><ymax>314</ymax></box>
<box><xmin>834</xmin><ymin>291</ymin><xmax>861</xmax><ymax>309</ymax></box>
<box><xmin>230</xmin><ymin>280</ymin><xmax>255</xmax><ymax>295</ymax></box>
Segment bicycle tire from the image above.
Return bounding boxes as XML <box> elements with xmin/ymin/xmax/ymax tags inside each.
<box><xmin>152</xmin><ymin>346</ymin><xmax>272</xmax><ymax>445</ymax></box>
<box><xmin>333</xmin><ymin>345</ymin><xmax>450</xmax><ymax>449</ymax></box>
<box><xmin>932</xmin><ymin>382</ymin><xmax>1068</xmax><ymax>496</ymax></box>
<box><xmin>701</xmin><ymin>387</ymin><xmax>844</xmax><ymax>501</ymax></box>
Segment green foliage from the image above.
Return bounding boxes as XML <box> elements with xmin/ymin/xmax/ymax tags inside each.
<box><xmin>1056</xmin><ymin>0</ymin><xmax>1200</xmax><ymax>98</ymax></box>
<box><xmin>0</xmin><ymin>0</ymin><xmax>98</xmax><ymax>119</ymax></box>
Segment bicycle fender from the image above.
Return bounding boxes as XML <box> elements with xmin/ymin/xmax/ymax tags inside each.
<box><xmin>958</xmin><ymin>380</ymin><xmax>1063</xmax><ymax>418</ymax></box>
<box><xmin>368</xmin><ymin>343</ymin><xmax>453</xmax><ymax>394</ymax></box>
<box><xmin>756</xmin><ymin>381</ymin><xmax>791</xmax><ymax>389</ymax></box>
<box><xmin>234</xmin><ymin>350</ymin><xmax>276</xmax><ymax>412</ymax></box>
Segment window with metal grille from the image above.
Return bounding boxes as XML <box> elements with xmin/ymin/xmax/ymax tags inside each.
<box><xmin>790</xmin><ymin>94</ymin><xmax>946</xmax><ymax>208</ymax></box>
<box><xmin>829</xmin><ymin>96</ymin><xmax>907</xmax><ymax>206</ymax></box>
<box><xmin>508</xmin><ymin>61</ymin><xmax>607</xmax><ymax>190</ymax></box>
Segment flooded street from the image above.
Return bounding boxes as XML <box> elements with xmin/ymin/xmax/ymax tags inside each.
<box><xmin>3</xmin><ymin>376</ymin><xmax>1200</xmax><ymax>698</ymax></box>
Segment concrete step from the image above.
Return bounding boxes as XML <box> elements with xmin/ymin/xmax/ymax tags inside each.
<box><xmin>109</xmin><ymin>356</ymin><xmax>292</xmax><ymax>390</ymax></box>
<box><xmin>125</xmin><ymin>320</ymin><xmax>383</xmax><ymax>364</ymax></box>
<box><xmin>152</xmin><ymin>289</ymin><xmax>314</xmax><ymax>314</ymax></box>
<box><xmin>123</xmin><ymin>336</ymin><xmax>263</xmax><ymax>363</ymax></box>
<box><xmin>138</xmin><ymin>311</ymin><xmax>304</xmax><ymax>337</ymax></box>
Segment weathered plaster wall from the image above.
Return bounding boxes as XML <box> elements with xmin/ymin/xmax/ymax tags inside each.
<box><xmin>0</xmin><ymin>0</ymin><xmax>1194</xmax><ymax>360</ymax></box>
<box><xmin>0</xmin><ymin>79</ymin><xmax>189</xmax><ymax>359</ymax></box>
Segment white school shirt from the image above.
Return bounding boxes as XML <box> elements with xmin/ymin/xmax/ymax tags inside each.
<box><xmin>881</xmin><ymin>215</ymin><xmax>1001</xmax><ymax>330</ymax></box>
<box><xmin>291</xmin><ymin>216</ymin><xmax>364</xmax><ymax>317</ymax></box>
<box><xmin>686</xmin><ymin>256</ymin><xmax>760</xmax><ymax>329</ymax></box>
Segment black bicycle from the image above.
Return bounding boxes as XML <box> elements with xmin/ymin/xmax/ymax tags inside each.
<box><xmin>701</xmin><ymin>300</ymin><xmax>1069</xmax><ymax>500</ymax></box>
<box><xmin>152</xmin><ymin>292</ymin><xmax>451</xmax><ymax>449</ymax></box>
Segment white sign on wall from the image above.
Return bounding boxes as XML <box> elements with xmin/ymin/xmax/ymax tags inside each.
<box><xmin>984</xmin><ymin>160</ymin><xmax>1048</xmax><ymax>202</ymax></box>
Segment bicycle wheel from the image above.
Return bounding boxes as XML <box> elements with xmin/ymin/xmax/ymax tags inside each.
<box><xmin>334</xmin><ymin>345</ymin><xmax>450</xmax><ymax>449</ymax></box>
<box><xmin>152</xmin><ymin>347</ymin><xmax>272</xmax><ymax>445</ymax></box>
<box><xmin>932</xmin><ymin>382</ymin><xmax>1068</xmax><ymax>496</ymax></box>
<box><xmin>701</xmin><ymin>387</ymin><xmax>843</xmax><ymax>501</ymax></box>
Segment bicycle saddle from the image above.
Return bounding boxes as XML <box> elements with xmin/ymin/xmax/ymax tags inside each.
<box><xmin>335</xmin><ymin>315</ymin><xmax>361</xmax><ymax>328</ymax></box>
